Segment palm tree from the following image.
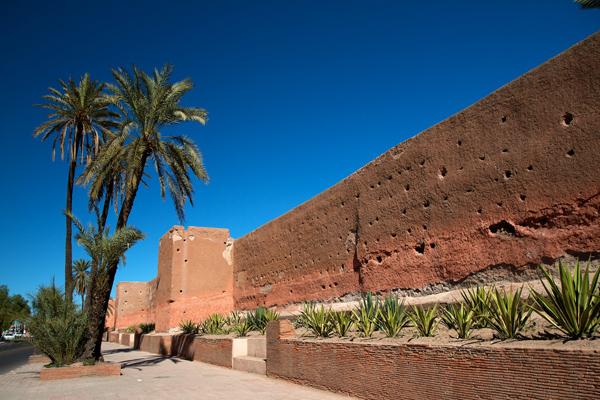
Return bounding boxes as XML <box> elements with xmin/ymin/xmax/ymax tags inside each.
<box><xmin>68</xmin><ymin>211</ymin><xmax>145</xmax><ymax>360</ymax></box>
<box><xmin>78</xmin><ymin>63</ymin><xmax>208</xmax><ymax>360</ymax></box>
<box><xmin>33</xmin><ymin>75</ymin><xmax>119</xmax><ymax>303</ymax></box>
<box><xmin>575</xmin><ymin>0</ymin><xmax>600</xmax><ymax>8</ymax></box>
<box><xmin>72</xmin><ymin>259</ymin><xmax>90</xmax><ymax>307</ymax></box>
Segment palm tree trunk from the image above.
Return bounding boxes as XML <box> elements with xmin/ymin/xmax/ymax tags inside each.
<box><xmin>84</xmin><ymin>151</ymin><xmax>149</xmax><ymax>360</ymax></box>
<box><xmin>65</xmin><ymin>158</ymin><xmax>76</xmax><ymax>304</ymax></box>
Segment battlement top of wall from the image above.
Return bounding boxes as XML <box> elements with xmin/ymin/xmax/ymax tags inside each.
<box><xmin>160</xmin><ymin>226</ymin><xmax>231</xmax><ymax>242</ymax></box>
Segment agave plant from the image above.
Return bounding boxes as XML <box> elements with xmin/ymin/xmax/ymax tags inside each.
<box><xmin>227</xmin><ymin>310</ymin><xmax>242</xmax><ymax>326</ymax></box>
<box><xmin>301</xmin><ymin>303</ymin><xmax>335</xmax><ymax>338</ymax></box>
<box><xmin>201</xmin><ymin>314</ymin><xmax>227</xmax><ymax>334</ymax></box>
<box><xmin>139</xmin><ymin>323</ymin><xmax>155</xmax><ymax>334</ymax></box>
<box><xmin>333</xmin><ymin>311</ymin><xmax>355</xmax><ymax>337</ymax></box>
<box><xmin>353</xmin><ymin>305</ymin><xmax>378</xmax><ymax>337</ymax></box>
<box><xmin>461</xmin><ymin>285</ymin><xmax>492</xmax><ymax>328</ymax></box>
<box><xmin>247</xmin><ymin>306</ymin><xmax>279</xmax><ymax>334</ymax></box>
<box><xmin>377</xmin><ymin>298</ymin><xmax>411</xmax><ymax>338</ymax></box>
<box><xmin>410</xmin><ymin>304</ymin><xmax>440</xmax><ymax>337</ymax></box>
<box><xmin>484</xmin><ymin>286</ymin><xmax>532</xmax><ymax>339</ymax></box>
<box><xmin>530</xmin><ymin>259</ymin><xmax>600</xmax><ymax>339</ymax></box>
<box><xmin>233</xmin><ymin>320</ymin><xmax>252</xmax><ymax>337</ymax></box>
<box><xmin>442</xmin><ymin>303</ymin><xmax>476</xmax><ymax>339</ymax></box>
<box><xmin>180</xmin><ymin>320</ymin><xmax>198</xmax><ymax>334</ymax></box>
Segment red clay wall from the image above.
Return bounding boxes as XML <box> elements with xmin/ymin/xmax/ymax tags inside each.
<box><xmin>267</xmin><ymin>321</ymin><xmax>600</xmax><ymax>400</ymax></box>
<box><xmin>233</xmin><ymin>31</ymin><xmax>600</xmax><ymax>310</ymax></box>
<box><xmin>113</xmin><ymin>280</ymin><xmax>156</xmax><ymax>329</ymax></box>
<box><xmin>154</xmin><ymin>226</ymin><xmax>234</xmax><ymax>332</ymax></box>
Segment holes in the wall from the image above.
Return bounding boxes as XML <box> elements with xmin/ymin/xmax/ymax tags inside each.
<box><xmin>356</xmin><ymin>193</ymin><xmax>360</xmax><ymax>199</ymax></box>
<box><xmin>370</xmin><ymin>184</ymin><xmax>375</xmax><ymax>189</ymax></box>
<box><xmin>489</xmin><ymin>220</ymin><xmax>516</xmax><ymax>237</ymax></box>
<box><xmin>423</xmin><ymin>200</ymin><xmax>430</xmax><ymax>208</ymax></box>
<box><xmin>479</xmin><ymin>155</ymin><xmax>486</xmax><ymax>161</ymax></box>
<box><xmin>430</xmin><ymin>243</ymin><xmax>436</xmax><ymax>249</ymax></box>
<box><xmin>177</xmin><ymin>248</ymin><xmax>180</xmax><ymax>252</ymax></box>
<box><xmin>423</xmin><ymin>225</ymin><xmax>428</xmax><ymax>231</ymax></box>
<box><xmin>405</xmin><ymin>184</ymin><xmax>410</xmax><ymax>191</ymax></box>
<box><xmin>341</xmin><ymin>201</ymin><xmax>345</xmax><ymax>207</ymax></box>
<box><xmin>520</xmin><ymin>195</ymin><xmax>527</xmax><ymax>202</ymax></box>
<box><xmin>420</xmin><ymin>160</ymin><xmax>426</xmax><ymax>166</ymax></box>
<box><xmin>179</xmin><ymin>290</ymin><xmax>183</xmax><ymax>293</ymax></box>
<box><xmin>407</xmin><ymin>228</ymin><xmax>412</xmax><ymax>235</ymax></box>
<box><xmin>501</xmin><ymin>116</ymin><xmax>507</xmax><ymax>123</ymax></box>
<box><xmin>502</xmin><ymin>148</ymin><xmax>509</xmax><ymax>153</ymax></box>
<box><xmin>388</xmin><ymin>175</ymin><xmax>393</xmax><ymax>181</ymax></box>
<box><xmin>415</xmin><ymin>242</ymin><xmax>425</xmax><ymax>254</ymax></box>
<box><xmin>497</xmin><ymin>202</ymin><xmax>503</xmax><ymax>207</ymax></box>
<box><xmin>124</xmin><ymin>291</ymin><xmax>128</xmax><ymax>294</ymax></box>
<box><xmin>376</xmin><ymin>256</ymin><xmax>383</xmax><ymax>263</ymax></box>
<box><xmin>477</xmin><ymin>207</ymin><xmax>483</xmax><ymax>214</ymax></box>
<box><xmin>402</xmin><ymin>209</ymin><xmax>407</xmax><ymax>215</ymax></box>
<box><xmin>183</xmin><ymin>239</ymin><xmax>186</xmax><ymax>242</ymax></box>
<box><xmin>459</xmin><ymin>166</ymin><xmax>464</xmax><ymax>171</ymax></box>
<box><xmin>375</xmin><ymin>216</ymin><xmax>379</xmax><ymax>222</ymax></box>
<box><xmin>527</xmin><ymin>165</ymin><xmax>533</xmax><ymax>171</ymax></box>
<box><xmin>494</xmin><ymin>178</ymin><xmax>499</xmax><ymax>182</ymax></box>
<box><xmin>567</xmin><ymin>149</ymin><xmax>575</xmax><ymax>157</ymax></box>
<box><xmin>439</xmin><ymin>167</ymin><xmax>447</xmax><ymax>179</ymax></box>
<box><xmin>139</xmin><ymin>290</ymin><xmax>142</xmax><ymax>294</ymax></box>
<box><xmin>184</xmin><ymin>259</ymin><xmax>188</xmax><ymax>263</ymax></box>
<box><xmin>466</xmin><ymin>188</ymin><xmax>473</xmax><ymax>194</ymax></box>
<box><xmin>504</xmin><ymin>170</ymin><xmax>512</xmax><ymax>179</ymax></box>
<box><xmin>562</xmin><ymin>112</ymin><xmax>574</xmax><ymax>126</ymax></box>
<box><xmin>457</xmin><ymin>140</ymin><xmax>462</xmax><ymax>147</ymax></box>
<box><xmin>321</xmin><ymin>285</ymin><xmax>326</xmax><ymax>290</ymax></box>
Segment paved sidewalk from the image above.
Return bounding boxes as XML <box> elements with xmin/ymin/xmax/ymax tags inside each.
<box><xmin>0</xmin><ymin>342</ymin><xmax>357</xmax><ymax>399</ymax></box>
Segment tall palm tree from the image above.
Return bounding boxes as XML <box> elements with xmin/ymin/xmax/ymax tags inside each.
<box><xmin>78</xmin><ymin>63</ymin><xmax>208</xmax><ymax>359</ymax></box>
<box><xmin>68</xmin><ymin>211</ymin><xmax>145</xmax><ymax>359</ymax></box>
<box><xmin>575</xmin><ymin>0</ymin><xmax>600</xmax><ymax>8</ymax></box>
<box><xmin>72</xmin><ymin>259</ymin><xmax>91</xmax><ymax>307</ymax></box>
<box><xmin>33</xmin><ymin>75</ymin><xmax>119</xmax><ymax>303</ymax></box>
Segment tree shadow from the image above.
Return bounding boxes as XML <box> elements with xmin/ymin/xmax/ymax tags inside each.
<box><xmin>119</xmin><ymin>355</ymin><xmax>182</xmax><ymax>371</ymax></box>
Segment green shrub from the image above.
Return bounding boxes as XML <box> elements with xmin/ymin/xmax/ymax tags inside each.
<box><xmin>28</xmin><ymin>281</ymin><xmax>89</xmax><ymax>367</ymax></box>
<box><xmin>200</xmin><ymin>314</ymin><xmax>228</xmax><ymax>334</ymax></box>
<box><xmin>484</xmin><ymin>286</ymin><xmax>532</xmax><ymax>339</ymax></box>
<box><xmin>410</xmin><ymin>304</ymin><xmax>440</xmax><ymax>337</ymax></box>
<box><xmin>139</xmin><ymin>323</ymin><xmax>155</xmax><ymax>333</ymax></box>
<box><xmin>233</xmin><ymin>320</ymin><xmax>252</xmax><ymax>337</ymax></box>
<box><xmin>530</xmin><ymin>259</ymin><xmax>600</xmax><ymax>339</ymax></box>
<box><xmin>353</xmin><ymin>293</ymin><xmax>381</xmax><ymax>337</ymax></box>
<box><xmin>227</xmin><ymin>311</ymin><xmax>242</xmax><ymax>326</ymax></box>
<box><xmin>247</xmin><ymin>306</ymin><xmax>279</xmax><ymax>334</ymax></box>
<box><xmin>180</xmin><ymin>320</ymin><xmax>199</xmax><ymax>334</ymax></box>
<box><xmin>377</xmin><ymin>297</ymin><xmax>411</xmax><ymax>338</ymax></box>
<box><xmin>124</xmin><ymin>325</ymin><xmax>137</xmax><ymax>333</ymax></box>
<box><xmin>301</xmin><ymin>303</ymin><xmax>335</xmax><ymax>338</ymax></box>
<box><xmin>461</xmin><ymin>285</ymin><xmax>492</xmax><ymax>328</ymax></box>
<box><xmin>442</xmin><ymin>303</ymin><xmax>476</xmax><ymax>339</ymax></box>
<box><xmin>333</xmin><ymin>311</ymin><xmax>355</xmax><ymax>337</ymax></box>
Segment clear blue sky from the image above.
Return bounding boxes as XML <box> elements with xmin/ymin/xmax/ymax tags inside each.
<box><xmin>0</xmin><ymin>0</ymin><xmax>598</xmax><ymax>301</ymax></box>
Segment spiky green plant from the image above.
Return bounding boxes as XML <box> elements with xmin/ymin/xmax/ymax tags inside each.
<box><xmin>377</xmin><ymin>299</ymin><xmax>411</xmax><ymax>338</ymax></box>
<box><xmin>180</xmin><ymin>320</ymin><xmax>198</xmax><ymax>334</ymax></box>
<box><xmin>28</xmin><ymin>280</ymin><xmax>89</xmax><ymax>367</ymax></box>
<box><xmin>442</xmin><ymin>303</ymin><xmax>476</xmax><ymax>339</ymax></box>
<box><xmin>227</xmin><ymin>311</ymin><xmax>242</xmax><ymax>326</ymax></box>
<box><xmin>353</xmin><ymin>295</ymin><xmax>381</xmax><ymax>338</ymax></box>
<box><xmin>201</xmin><ymin>314</ymin><xmax>227</xmax><ymax>334</ymax></box>
<box><xmin>410</xmin><ymin>304</ymin><xmax>440</xmax><ymax>337</ymax></box>
<box><xmin>301</xmin><ymin>303</ymin><xmax>335</xmax><ymax>338</ymax></box>
<box><xmin>333</xmin><ymin>311</ymin><xmax>355</xmax><ymax>337</ymax></box>
<box><xmin>139</xmin><ymin>323</ymin><xmax>155</xmax><ymax>334</ymax></box>
<box><xmin>124</xmin><ymin>325</ymin><xmax>137</xmax><ymax>333</ymax></box>
<box><xmin>247</xmin><ymin>306</ymin><xmax>279</xmax><ymax>334</ymax></box>
<box><xmin>461</xmin><ymin>285</ymin><xmax>492</xmax><ymax>328</ymax></box>
<box><xmin>484</xmin><ymin>286</ymin><xmax>532</xmax><ymax>339</ymax></box>
<box><xmin>233</xmin><ymin>320</ymin><xmax>252</xmax><ymax>337</ymax></box>
<box><xmin>530</xmin><ymin>259</ymin><xmax>600</xmax><ymax>339</ymax></box>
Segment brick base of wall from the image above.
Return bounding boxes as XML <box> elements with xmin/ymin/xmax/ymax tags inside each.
<box><xmin>266</xmin><ymin>320</ymin><xmax>600</xmax><ymax>400</ymax></box>
<box><xmin>39</xmin><ymin>363</ymin><xmax>121</xmax><ymax>381</ymax></box>
<box><xmin>135</xmin><ymin>333</ymin><xmax>233</xmax><ymax>368</ymax></box>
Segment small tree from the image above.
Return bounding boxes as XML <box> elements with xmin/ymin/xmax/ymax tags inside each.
<box><xmin>72</xmin><ymin>259</ymin><xmax>91</xmax><ymax>307</ymax></box>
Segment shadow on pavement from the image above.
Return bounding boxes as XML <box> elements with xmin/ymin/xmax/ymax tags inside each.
<box><xmin>119</xmin><ymin>356</ymin><xmax>182</xmax><ymax>371</ymax></box>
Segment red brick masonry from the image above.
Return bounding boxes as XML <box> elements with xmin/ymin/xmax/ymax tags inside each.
<box><xmin>266</xmin><ymin>320</ymin><xmax>600</xmax><ymax>400</ymax></box>
<box><xmin>39</xmin><ymin>363</ymin><xmax>121</xmax><ymax>381</ymax></box>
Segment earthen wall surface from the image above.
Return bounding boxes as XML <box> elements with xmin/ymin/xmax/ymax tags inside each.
<box><xmin>113</xmin><ymin>281</ymin><xmax>155</xmax><ymax>329</ymax></box>
<box><xmin>267</xmin><ymin>320</ymin><xmax>600</xmax><ymax>400</ymax></box>
<box><xmin>154</xmin><ymin>226</ymin><xmax>234</xmax><ymax>332</ymax></box>
<box><xmin>233</xmin><ymin>31</ymin><xmax>600</xmax><ymax>310</ymax></box>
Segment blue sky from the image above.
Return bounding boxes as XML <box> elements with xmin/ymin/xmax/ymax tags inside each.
<box><xmin>0</xmin><ymin>0</ymin><xmax>598</xmax><ymax>301</ymax></box>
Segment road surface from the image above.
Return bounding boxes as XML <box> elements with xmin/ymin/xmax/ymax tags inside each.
<box><xmin>0</xmin><ymin>341</ymin><xmax>35</xmax><ymax>375</ymax></box>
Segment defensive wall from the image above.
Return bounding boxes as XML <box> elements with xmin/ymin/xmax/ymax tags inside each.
<box><xmin>111</xmin><ymin>31</ymin><xmax>600</xmax><ymax>332</ymax></box>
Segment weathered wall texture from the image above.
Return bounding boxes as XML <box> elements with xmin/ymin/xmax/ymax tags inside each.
<box><xmin>112</xmin><ymin>281</ymin><xmax>155</xmax><ymax>329</ymax></box>
<box><xmin>267</xmin><ymin>320</ymin><xmax>600</xmax><ymax>400</ymax></box>
<box><xmin>153</xmin><ymin>226</ymin><xmax>234</xmax><ymax>332</ymax></box>
<box><xmin>233</xmin><ymin>31</ymin><xmax>600</xmax><ymax>310</ymax></box>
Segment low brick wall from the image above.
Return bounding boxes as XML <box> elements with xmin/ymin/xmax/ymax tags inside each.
<box><xmin>40</xmin><ymin>363</ymin><xmax>121</xmax><ymax>381</ymax></box>
<box><xmin>266</xmin><ymin>320</ymin><xmax>600</xmax><ymax>400</ymax></box>
<box><xmin>137</xmin><ymin>333</ymin><xmax>233</xmax><ymax>368</ymax></box>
